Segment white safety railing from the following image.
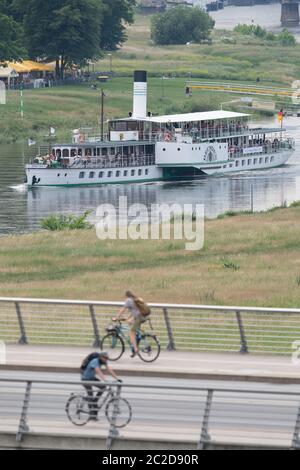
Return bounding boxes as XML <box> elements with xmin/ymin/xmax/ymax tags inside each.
<box><xmin>0</xmin><ymin>378</ymin><xmax>299</xmax><ymax>450</ymax></box>
<box><xmin>1</xmin><ymin>297</ymin><xmax>300</xmax><ymax>355</ymax></box>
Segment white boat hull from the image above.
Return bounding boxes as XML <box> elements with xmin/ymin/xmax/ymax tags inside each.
<box><xmin>198</xmin><ymin>150</ymin><xmax>293</xmax><ymax>176</ymax></box>
<box><xmin>26</xmin><ymin>165</ymin><xmax>163</xmax><ymax>187</ymax></box>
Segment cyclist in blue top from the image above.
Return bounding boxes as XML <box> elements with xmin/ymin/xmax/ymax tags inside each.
<box><xmin>81</xmin><ymin>352</ymin><xmax>121</xmax><ymax>420</ymax></box>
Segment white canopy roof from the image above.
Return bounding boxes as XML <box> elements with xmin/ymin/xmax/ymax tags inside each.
<box><xmin>0</xmin><ymin>66</ymin><xmax>19</xmax><ymax>78</ymax></box>
<box><xmin>117</xmin><ymin>110</ymin><xmax>249</xmax><ymax>124</ymax></box>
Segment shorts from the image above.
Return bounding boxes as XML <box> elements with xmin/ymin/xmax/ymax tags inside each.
<box><xmin>130</xmin><ymin>316</ymin><xmax>141</xmax><ymax>333</ymax></box>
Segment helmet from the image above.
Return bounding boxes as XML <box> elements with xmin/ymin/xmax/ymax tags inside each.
<box><xmin>100</xmin><ymin>351</ymin><xmax>109</xmax><ymax>360</ymax></box>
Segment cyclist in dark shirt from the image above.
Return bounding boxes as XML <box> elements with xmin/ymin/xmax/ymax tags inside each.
<box><xmin>81</xmin><ymin>352</ymin><xmax>121</xmax><ymax>420</ymax></box>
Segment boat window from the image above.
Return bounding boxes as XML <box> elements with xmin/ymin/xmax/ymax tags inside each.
<box><xmin>259</xmin><ymin>158</ymin><xmax>263</xmax><ymax>164</ymax></box>
<box><xmin>85</xmin><ymin>148</ymin><xmax>92</xmax><ymax>157</ymax></box>
<box><xmin>114</xmin><ymin>122</ymin><xmax>127</xmax><ymax>131</ymax></box>
<box><xmin>248</xmin><ymin>159</ymin><xmax>251</xmax><ymax>165</ymax></box>
<box><xmin>71</xmin><ymin>149</ymin><xmax>77</xmax><ymax>157</ymax></box>
<box><xmin>99</xmin><ymin>171</ymin><xmax>104</xmax><ymax>178</ymax></box>
<box><xmin>56</xmin><ymin>149</ymin><xmax>61</xmax><ymax>158</ymax></box>
<box><xmin>78</xmin><ymin>148</ymin><xmax>82</xmax><ymax>157</ymax></box>
<box><xmin>138</xmin><ymin>169</ymin><xmax>142</xmax><ymax>176</ymax></box>
<box><xmin>271</xmin><ymin>156</ymin><xmax>274</xmax><ymax>162</ymax></box>
<box><xmin>254</xmin><ymin>158</ymin><xmax>257</xmax><ymax>164</ymax></box>
<box><xmin>102</xmin><ymin>148</ymin><xmax>107</xmax><ymax>156</ymax></box>
<box><xmin>242</xmin><ymin>160</ymin><xmax>246</xmax><ymax>166</ymax></box>
<box><xmin>63</xmin><ymin>149</ymin><xmax>69</xmax><ymax>158</ymax></box>
<box><xmin>110</xmin><ymin>147</ymin><xmax>116</xmax><ymax>156</ymax></box>
<box><xmin>131</xmin><ymin>170</ymin><xmax>135</xmax><ymax>176</ymax></box>
<box><xmin>108</xmin><ymin>171</ymin><xmax>112</xmax><ymax>177</ymax></box>
<box><xmin>79</xmin><ymin>172</ymin><xmax>85</xmax><ymax>179</ymax></box>
<box><xmin>116</xmin><ymin>171</ymin><xmax>120</xmax><ymax>177</ymax></box>
<box><xmin>124</xmin><ymin>170</ymin><xmax>128</xmax><ymax>177</ymax></box>
<box><xmin>145</xmin><ymin>169</ymin><xmax>149</xmax><ymax>175</ymax></box>
<box><xmin>265</xmin><ymin>157</ymin><xmax>269</xmax><ymax>163</ymax></box>
<box><xmin>93</xmin><ymin>148</ymin><xmax>97</xmax><ymax>157</ymax></box>
<box><xmin>97</xmin><ymin>148</ymin><xmax>101</xmax><ymax>156</ymax></box>
<box><xmin>89</xmin><ymin>172</ymin><xmax>95</xmax><ymax>179</ymax></box>
<box><xmin>235</xmin><ymin>161</ymin><xmax>239</xmax><ymax>167</ymax></box>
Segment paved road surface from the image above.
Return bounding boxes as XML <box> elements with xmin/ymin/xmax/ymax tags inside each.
<box><xmin>2</xmin><ymin>344</ymin><xmax>300</xmax><ymax>384</ymax></box>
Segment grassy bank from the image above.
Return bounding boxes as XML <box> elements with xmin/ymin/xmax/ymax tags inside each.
<box><xmin>106</xmin><ymin>14</ymin><xmax>300</xmax><ymax>83</ymax></box>
<box><xmin>0</xmin><ymin>205</ymin><xmax>300</xmax><ymax>308</ymax></box>
<box><xmin>1</xmin><ymin>14</ymin><xmax>298</xmax><ymax>144</ymax></box>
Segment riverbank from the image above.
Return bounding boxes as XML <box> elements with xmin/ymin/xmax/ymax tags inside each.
<box><xmin>0</xmin><ymin>205</ymin><xmax>300</xmax><ymax>307</ymax></box>
<box><xmin>1</xmin><ymin>13</ymin><xmax>299</xmax><ymax>144</ymax></box>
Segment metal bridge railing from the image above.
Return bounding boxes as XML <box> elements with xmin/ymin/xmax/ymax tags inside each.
<box><xmin>0</xmin><ymin>378</ymin><xmax>299</xmax><ymax>450</ymax></box>
<box><xmin>1</xmin><ymin>297</ymin><xmax>300</xmax><ymax>355</ymax></box>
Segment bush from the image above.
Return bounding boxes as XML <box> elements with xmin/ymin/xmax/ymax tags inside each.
<box><xmin>151</xmin><ymin>6</ymin><xmax>215</xmax><ymax>45</ymax></box>
<box><xmin>234</xmin><ymin>24</ymin><xmax>296</xmax><ymax>47</ymax></box>
<box><xmin>41</xmin><ymin>211</ymin><xmax>93</xmax><ymax>231</ymax></box>
<box><xmin>278</xmin><ymin>29</ymin><xmax>296</xmax><ymax>46</ymax></box>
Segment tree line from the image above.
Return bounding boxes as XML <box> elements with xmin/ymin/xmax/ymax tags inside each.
<box><xmin>0</xmin><ymin>0</ymin><xmax>136</xmax><ymax>77</ymax></box>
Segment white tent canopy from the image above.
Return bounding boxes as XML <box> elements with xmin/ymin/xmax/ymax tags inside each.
<box><xmin>0</xmin><ymin>67</ymin><xmax>19</xmax><ymax>87</ymax></box>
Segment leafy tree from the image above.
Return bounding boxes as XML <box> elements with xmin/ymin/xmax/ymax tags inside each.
<box><xmin>0</xmin><ymin>12</ymin><xmax>26</xmax><ymax>61</ymax></box>
<box><xmin>21</xmin><ymin>0</ymin><xmax>103</xmax><ymax>78</ymax></box>
<box><xmin>151</xmin><ymin>6</ymin><xmax>214</xmax><ymax>46</ymax></box>
<box><xmin>100</xmin><ymin>0</ymin><xmax>136</xmax><ymax>50</ymax></box>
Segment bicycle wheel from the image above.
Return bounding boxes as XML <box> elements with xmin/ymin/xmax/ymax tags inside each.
<box><xmin>66</xmin><ymin>395</ymin><xmax>90</xmax><ymax>426</ymax></box>
<box><xmin>101</xmin><ymin>333</ymin><xmax>125</xmax><ymax>361</ymax></box>
<box><xmin>137</xmin><ymin>334</ymin><xmax>161</xmax><ymax>363</ymax></box>
<box><xmin>105</xmin><ymin>397</ymin><xmax>132</xmax><ymax>428</ymax></box>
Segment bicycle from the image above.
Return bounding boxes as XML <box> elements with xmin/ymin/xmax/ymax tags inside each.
<box><xmin>101</xmin><ymin>319</ymin><xmax>161</xmax><ymax>363</ymax></box>
<box><xmin>65</xmin><ymin>383</ymin><xmax>132</xmax><ymax>428</ymax></box>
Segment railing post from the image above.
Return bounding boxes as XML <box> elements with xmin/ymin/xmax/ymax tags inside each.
<box><xmin>198</xmin><ymin>389</ymin><xmax>213</xmax><ymax>450</ymax></box>
<box><xmin>89</xmin><ymin>305</ymin><xmax>101</xmax><ymax>348</ymax></box>
<box><xmin>163</xmin><ymin>308</ymin><xmax>176</xmax><ymax>351</ymax></box>
<box><xmin>15</xmin><ymin>302</ymin><xmax>28</xmax><ymax>345</ymax></box>
<box><xmin>292</xmin><ymin>403</ymin><xmax>300</xmax><ymax>449</ymax></box>
<box><xmin>106</xmin><ymin>384</ymin><xmax>121</xmax><ymax>450</ymax></box>
<box><xmin>235</xmin><ymin>311</ymin><xmax>249</xmax><ymax>354</ymax></box>
<box><xmin>16</xmin><ymin>381</ymin><xmax>32</xmax><ymax>443</ymax></box>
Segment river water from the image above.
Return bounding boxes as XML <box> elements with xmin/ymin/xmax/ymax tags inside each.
<box><xmin>207</xmin><ymin>3</ymin><xmax>300</xmax><ymax>42</ymax></box>
<box><xmin>0</xmin><ymin>116</ymin><xmax>300</xmax><ymax>235</ymax></box>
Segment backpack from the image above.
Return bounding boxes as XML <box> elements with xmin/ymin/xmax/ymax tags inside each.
<box><xmin>80</xmin><ymin>352</ymin><xmax>102</xmax><ymax>373</ymax></box>
<box><xmin>134</xmin><ymin>297</ymin><xmax>151</xmax><ymax>321</ymax></box>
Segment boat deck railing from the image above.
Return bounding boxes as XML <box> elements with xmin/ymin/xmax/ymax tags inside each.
<box><xmin>229</xmin><ymin>139</ymin><xmax>294</xmax><ymax>159</ymax></box>
<box><xmin>28</xmin><ymin>155</ymin><xmax>156</xmax><ymax>170</ymax></box>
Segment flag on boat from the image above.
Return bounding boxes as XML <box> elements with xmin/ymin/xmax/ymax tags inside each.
<box><xmin>50</xmin><ymin>127</ymin><xmax>56</xmax><ymax>135</ymax></box>
<box><xmin>28</xmin><ymin>138</ymin><xmax>36</xmax><ymax>147</ymax></box>
<box><xmin>277</xmin><ymin>109</ymin><xmax>283</xmax><ymax>123</ymax></box>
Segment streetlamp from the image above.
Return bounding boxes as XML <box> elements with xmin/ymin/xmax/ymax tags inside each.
<box><xmin>100</xmin><ymin>89</ymin><xmax>105</xmax><ymax>141</ymax></box>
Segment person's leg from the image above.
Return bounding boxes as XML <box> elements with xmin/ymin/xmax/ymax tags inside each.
<box><xmin>130</xmin><ymin>318</ymin><xmax>141</xmax><ymax>356</ymax></box>
<box><xmin>83</xmin><ymin>384</ymin><xmax>95</xmax><ymax>415</ymax></box>
<box><xmin>94</xmin><ymin>382</ymin><xmax>106</xmax><ymax>401</ymax></box>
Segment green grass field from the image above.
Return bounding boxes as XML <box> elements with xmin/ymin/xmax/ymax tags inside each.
<box><xmin>0</xmin><ymin>205</ymin><xmax>300</xmax><ymax>308</ymax></box>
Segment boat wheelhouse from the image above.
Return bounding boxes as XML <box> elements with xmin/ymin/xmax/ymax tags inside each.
<box><xmin>25</xmin><ymin>71</ymin><xmax>295</xmax><ymax>187</ymax></box>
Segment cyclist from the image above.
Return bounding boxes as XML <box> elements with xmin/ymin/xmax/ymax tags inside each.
<box><xmin>113</xmin><ymin>290</ymin><xmax>143</xmax><ymax>358</ymax></box>
<box><xmin>81</xmin><ymin>351</ymin><xmax>122</xmax><ymax>420</ymax></box>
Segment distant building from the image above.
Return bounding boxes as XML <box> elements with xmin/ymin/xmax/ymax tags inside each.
<box><xmin>166</xmin><ymin>0</ymin><xmax>194</xmax><ymax>7</ymax></box>
<box><xmin>137</xmin><ymin>0</ymin><xmax>167</xmax><ymax>12</ymax></box>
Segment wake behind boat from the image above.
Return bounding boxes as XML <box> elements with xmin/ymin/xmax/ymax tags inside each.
<box><xmin>25</xmin><ymin>71</ymin><xmax>295</xmax><ymax>187</ymax></box>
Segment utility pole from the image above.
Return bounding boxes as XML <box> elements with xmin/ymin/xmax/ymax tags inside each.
<box><xmin>101</xmin><ymin>90</ymin><xmax>105</xmax><ymax>142</ymax></box>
